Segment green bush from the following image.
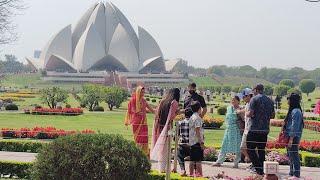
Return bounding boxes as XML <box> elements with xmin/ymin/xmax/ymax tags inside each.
<box><xmin>276</xmin><ymin>113</ymin><xmax>286</xmax><ymax>119</ymax></box>
<box><xmin>301</xmin><ymin>152</ymin><xmax>320</xmax><ymax>167</ymax></box>
<box><xmin>93</xmin><ymin>106</ymin><xmax>104</xmax><ymax>112</ymax></box>
<box><xmin>5</xmin><ymin>103</ymin><xmax>18</xmax><ymax>111</ymax></box>
<box><xmin>65</xmin><ymin>104</ymin><xmax>71</xmax><ymax>108</ymax></box>
<box><xmin>151</xmin><ymin>99</ymin><xmax>157</xmax><ymax>103</ymax></box>
<box><xmin>31</xmin><ymin>134</ymin><xmax>150</xmax><ymax>180</ymax></box>
<box><xmin>0</xmin><ymin>140</ymin><xmax>46</xmax><ymax>153</ymax></box>
<box><xmin>217</xmin><ymin>106</ymin><xmax>227</xmax><ymax>115</ymax></box>
<box><xmin>146</xmin><ymin>97</ymin><xmax>150</xmax><ymax>101</ymax></box>
<box><xmin>0</xmin><ymin>161</ymin><xmax>32</xmax><ymax>179</ymax></box>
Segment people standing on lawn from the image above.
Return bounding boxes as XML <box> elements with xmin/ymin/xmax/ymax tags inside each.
<box><xmin>246</xmin><ymin>84</ymin><xmax>275</xmax><ymax>176</ymax></box>
<box><xmin>176</xmin><ymin>108</ymin><xmax>193</xmax><ymax>176</ymax></box>
<box><xmin>151</xmin><ymin>88</ymin><xmax>180</xmax><ymax>173</ymax></box>
<box><xmin>188</xmin><ymin>101</ymin><xmax>205</xmax><ymax>177</ymax></box>
<box><xmin>283</xmin><ymin>93</ymin><xmax>304</xmax><ymax>179</ymax></box>
<box><xmin>237</xmin><ymin>88</ymin><xmax>254</xmax><ymax>169</ymax></box>
<box><xmin>184</xmin><ymin>83</ymin><xmax>207</xmax><ymax>118</ymax></box>
<box><xmin>125</xmin><ymin>86</ymin><xmax>155</xmax><ymax>156</ymax></box>
<box><xmin>213</xmin><ymin>95</ymin><xmax>242</xmax><ymax>168</ymax></box>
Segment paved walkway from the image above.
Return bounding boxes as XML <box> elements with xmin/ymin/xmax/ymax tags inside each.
<box><xmin>0</xmin><ymin>151</ymin><xmax>318</xmax><ymax>179</ymax></box>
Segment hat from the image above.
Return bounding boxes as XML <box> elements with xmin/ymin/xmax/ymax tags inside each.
<box><xmin>239</xmin><ymin>88</ymin><xmax>253</xmax><ymax>99</ymax></box>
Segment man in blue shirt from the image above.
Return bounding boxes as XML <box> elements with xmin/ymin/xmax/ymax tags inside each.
<box><xmin>246</xmin><ymin>84</ymin><xmax>275</xmax><ymax>176</ymax></box>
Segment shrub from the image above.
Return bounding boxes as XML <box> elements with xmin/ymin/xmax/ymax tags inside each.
<box><xmin>31</xmin><ymin>134</ymin><xmax>150</xmax><ymax>180</ymax></box>
<box><xmin>65</xmin><ymin>104</ymin><xmax>71</xmax><ymax>108</ymax></box>
<box><xmin>93</xmin><ymin>106</ymin><xmax>104</xmax><ymax>112</ymax></box>
<box><xmin>301</xmin><ymin>151</ymin><xmax>320</xmax><ymax>167</ymax></box>
<box><xmin>266</xmin><ymin>151</ymin><xmax>289</xmax><ymax>165</ymax></box>
<box><xmin>0</xmin><ymin>161</ymin><xmax>32</xmax><ymax>179</ymax></box>
<box><xmin>146</xmin><ymin>97</ymin><xmax>150</xmax><ymax>101</ymax></box>
<box><xmin>5</xmin><ymin>103</ymin><xmax>18</xmax><ymax>111</ymax></box>
<box><xmin>217</xmin><ymin>106</ymin><xmax>227</xmax><ymax>115</ymax></box>
<box><xmin>276</xmin><ymin>113</ymin><xmax>286</xmax><ymax>120</ymax></box>
<box><xmin>311</xmin><ymin>104</ymin><xmax>316</xmax><ymax>108</ymax></box>
<box><xmin>0</xmin><ymin>140</ymin><xmax>46</xmax><ymax>153</ymax></box>
<box><xmin>151</xmin><ymin>99</ymin><xmax>157</xmax><ymax>103</ymax></box>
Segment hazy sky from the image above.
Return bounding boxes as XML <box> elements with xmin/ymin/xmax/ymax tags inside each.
<box><xmin>2</xmin><ymin>0</ymin><xmax>320</xmax><ymax>70</ymax></box>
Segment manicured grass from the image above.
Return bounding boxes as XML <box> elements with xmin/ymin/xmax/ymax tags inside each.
<box><xmin>190</xmin><ymin>76</ymin><xmax>221</xmax><ymax>87</ymax></box>
<box><xmin>0</xmin><ymin>111</ymin><xmax>318</xmax><ymax>147</ymax></box>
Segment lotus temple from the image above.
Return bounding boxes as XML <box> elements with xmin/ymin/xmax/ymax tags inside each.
<box><xmin>27</xmin><ymin>2</ymin><xmax>188</xmax><ymax>87</ymax></box>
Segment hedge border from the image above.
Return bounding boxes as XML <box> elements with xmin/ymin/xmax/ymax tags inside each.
<box><xmin>0</xmin><ymin>161</ymin><xmax>32</xmax><ymax>179</ymax></box>
<box><xmin>0</xmin><ymin>140</ymin><xmax>47</xmax><ymax>153</ymax></box>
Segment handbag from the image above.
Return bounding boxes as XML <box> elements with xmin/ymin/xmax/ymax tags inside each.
<box><xmin>277</xmin><ymin>131</ymin><xmax>289</xmax><ymax>146</ymax></box>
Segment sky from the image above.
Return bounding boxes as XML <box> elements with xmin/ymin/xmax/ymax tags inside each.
<box><xmin>2</xmin><ymin>0</ymin><xmax>320</xmax><ymax>70</ymax></box>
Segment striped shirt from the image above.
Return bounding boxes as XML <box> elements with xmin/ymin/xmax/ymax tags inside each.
<box><xmin>178</xmin><ymin>118</ymin><xmax>189</xmax><ymax>145</ymax></box>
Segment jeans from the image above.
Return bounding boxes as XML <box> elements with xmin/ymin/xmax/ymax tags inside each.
<box><xmin>246</xmin><ymin>132</ymin><xmax>268</xmax><ymax>175</ymax></box>
<box><xmin>287</xmin><ymin>137</ymin><xmax>301</xmax><ymax>178</ymax></box>
<box><xmin>177</xmin><ymin>145</ymin><xmax>190</xmax><ymax>170</ymax></box>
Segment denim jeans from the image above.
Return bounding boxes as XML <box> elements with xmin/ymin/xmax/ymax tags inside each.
<box><xmin>246</xmin><ymin>132</ymin><xmax>268</xmax><ymax>175</ymax></box>
<box><xmin>287</xmin><ymin>137</ymin><xmax>301</xmax><ymax>178</ymax></box>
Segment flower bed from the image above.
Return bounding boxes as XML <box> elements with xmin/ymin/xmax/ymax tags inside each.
<box><xmin>271</xmin><ymin>119</ymin><xmax>320</xmax><ymax>132</ymax></box>
<box><xmin>266</xmin><ymin>151</ymin><xmax>290</xmax><ymax>165</ymax></box>
<box><xmin>203</xmin><ymin>115</ymin><xmax>224</xmax><ymax>129</ymax></box>
<box><xmin>1</xmin><ymin>126</ymin><xmax>95</xmax><ymax>139</ymax></box>
<box><xmin>26</xmin><ymin>107</ymin><xmax>83</xmax><ymax>116</ymax></box>
<box><xmin>267</xmin><ymin>140</ymin><xmax>320</xmax><ymax>153</ymax></box>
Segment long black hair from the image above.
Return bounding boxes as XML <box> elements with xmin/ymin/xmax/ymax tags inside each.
<box><xmin>158</xmin><ymin>88</ymin><xmax>180</xmax><ymax>126</ymax></box>
<box><xmin>284</xmin><ymin>93</ymin><xmax>303</xmax><ymax>128</ymax></box>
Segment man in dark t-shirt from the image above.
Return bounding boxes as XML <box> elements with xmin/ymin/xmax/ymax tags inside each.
<box><xmin>184</xmin><ymin>83</ymin><xmax>207</xmax><ymax>118</ymax></box>
<box><xmin>246</xmin><ymin>84</ymin><xmax>275</xmax><ymax>176</ymax></box>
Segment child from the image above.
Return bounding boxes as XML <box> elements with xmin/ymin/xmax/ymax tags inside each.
<box><xmin>189</xmin><ymin>101</ymin><xmax>205</xmax><ymax>177</ymax></box>
<box><xmin>176</xmin><ymin>108</ymin><xmax>193</xmax><ymax>176</ymax></box>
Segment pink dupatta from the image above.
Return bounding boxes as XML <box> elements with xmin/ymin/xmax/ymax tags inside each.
<box><xmin>150</xmin><ymin>100</ymin><xmax>178</xmax><ymax>171</ymax></box>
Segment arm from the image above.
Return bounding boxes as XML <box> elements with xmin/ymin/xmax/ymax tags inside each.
<box><xmin>201</xmin><ymin>107</ymin><xmax>207</xmax><ymax>118</ymax></box>
<box><xmin>288</xmin><ymin>109</ymin><xmax>302</xmax><ymax>147</ymax></box>
<box><xmin>246</xmin><ymin>98</ymin><xmax>255</xmax><ymax>118</ymax></box>
<box><xmin>199</xmin><ymin>96</ymin><xmax>207</xmax><ymax>118</ymax></box>
<box><xmin>146</xmin><ymin>102</ymin><xmax>155</xmax><ymax>114</ymax></box>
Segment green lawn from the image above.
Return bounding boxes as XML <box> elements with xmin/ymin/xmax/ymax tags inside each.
<box><xmin>0</xmin><ymin>111</ymin><xmax>317</xmax><ymax>147</ymax></box>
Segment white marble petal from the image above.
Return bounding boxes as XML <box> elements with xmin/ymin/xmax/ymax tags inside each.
<box><xmin>40</xmin><ymin>25</ymin><xmax>72</xmax><ymax>66</ymax></box>
<box><xmin>73</xmin><ymin>24</ymin><xmax>106</xmax><ymax>72</ymax></box>
<box><xmin>87</xmin><ymin>2</ymin><xmax>106</xmax><ymax>51</ymax></box>
<box><xmin>72</xmin><ymin>3</ymin><xmax>98</xmax><ymax>54</ymax></box>
<box><xmin>139</xmin><ymin>56</ymin><xmax>165</xmax><ymax>73</ymax></box>
<box><xmin>105</xmin><ymin>2</ymin><xmax>120</xmax><ymax>53</ymax></box>
<box><xmin>110</xmin><ymin>2</ymin><xmax>139</xmax><ymax>53</ymax></box>
<box><xmin>138</xmin><ymin>26</ymin><xmax>163</xmax><ymax>64</ymax></box>
<box><xmin>108</xmin><ymin>24</ymin><xmax>139</xmax><ymax>72</ymax></box>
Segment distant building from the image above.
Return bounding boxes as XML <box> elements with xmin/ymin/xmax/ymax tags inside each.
<box><xmin>26</xmin><ymin>2</ymin><xmax>188</xmax><ymax>87</ymax></box>
<box><xmin>33</xmin><ymin>50</ymin><xmax>41</xmax><ymax>59</ymax></box>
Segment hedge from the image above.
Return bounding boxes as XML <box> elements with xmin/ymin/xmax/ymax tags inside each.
<box><xmin>301</xmin><ymin>151</ymin><xmax>320</xmax><ymax>167</ymax></box>
<box><xmin>0</xmin><ymin>140</ymin><xmax>47</xmax><ymax>153</ymax></box>
<box><xmin>0</xmin><ymin>161</ymin><xmax>32</xmax><ymax>179</ymax></box>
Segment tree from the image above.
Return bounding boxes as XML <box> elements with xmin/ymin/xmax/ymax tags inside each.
<box><xmin>0</xmin><ymin>0</ymin><xmax>25</xmax><ymax>45</ymax></box>
<box><xmin>299</xmin><ymin>79</ymin><xmax>316</xmax><ymax>96</ymax></box>
<box><xmin>80</xmin><ymin>84</ymin><xmax>104</xmax><ymax>111</ymax></box>
<box><xmin>0</xmin><ymin>54</ymin><xmax>32</xmax><ymax>73</ymax></box>
<box><xmin>273</xmin><ymin>85</ymin><xmax>290</xmax><ymax>97</ymax></box>
<box><xmin>279</xmin><ymin>79</ymin><xmax>295</xmax><ymax>88</ymax></box>
<box><xmin>264</xmin><ymin>85</ymin><xmax>274</xmax><ymax>96</ymax></box>
<box><xmin>104</xmin><ymin>86</ymin><xmax>128</xmax><ymax>111</ymax></box>
<box><xmin>40</xmin><ymin>87</ymin><xmax>68</xmax><ymax>109</ymax></box>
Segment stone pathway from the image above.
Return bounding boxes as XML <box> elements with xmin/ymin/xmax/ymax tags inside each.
<box><xmin>0</xmin><ymin>151</ymin><xmax>318</xmax><ymax>179</ymax></box>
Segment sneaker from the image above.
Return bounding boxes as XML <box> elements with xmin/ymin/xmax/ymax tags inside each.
<box><xmin>180</xmin><ymin>170</ymin><xmax>187</xmax><ymax>177</ymax></box>
<box><xmin>212</xmin><ymin>162</ymin><xmax>222</xmax><ymax>167</ymax></box>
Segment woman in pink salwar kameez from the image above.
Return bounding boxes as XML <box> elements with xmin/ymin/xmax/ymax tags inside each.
<box><xmin>125</xmin><ymin>86</ymin><xmax>155</xmax><ymax>156</ymax></box>
<box><xmin>151</xmin><ymin>88</ymin><xmax>180</xmax><ymax>173</ymax></box>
